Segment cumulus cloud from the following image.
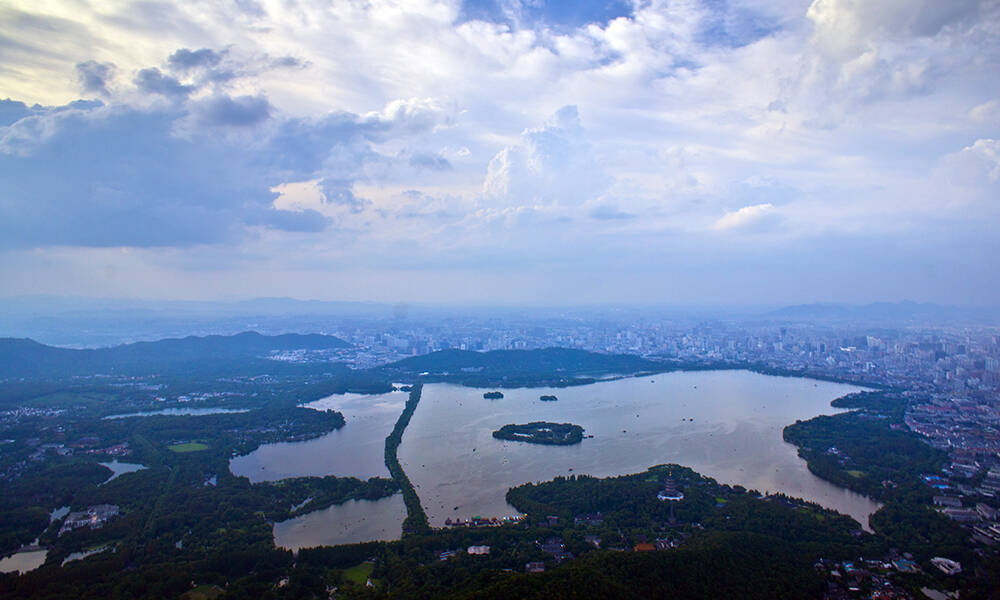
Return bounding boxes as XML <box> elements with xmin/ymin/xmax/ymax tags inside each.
<box><xmin>363</xmin><ymin>98</ymin><xmax>453</xmax><ymax>136</ymax></box>
<box><xmin>482</xmin><ymin>105</ymin><xmax>610</xmax><ymax>208</ymax></box>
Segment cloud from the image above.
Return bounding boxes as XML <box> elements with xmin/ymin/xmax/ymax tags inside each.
<box><xmin>0</xmin><ymin>100</ymin><xmax>33</xmax><ymax>127</ymax></box>
<box><xmin>0</xmin><ymin>2</ymin><xmax>999</xmax><ymax>303</ymax></box>
<box><xmin>320</xmin><ymin>179</ymin><xmax>371</xmax><ymax>213</ymax></box>
<box><xmin>969</xmin><ymin>100</ymin><xmax>1000</xmax><ymax>124</ymax></box>
<box><xmin>364</xmin><ymin>97</ymin><xmax>452</xmax><ymax>135</ymax></box>
<box><xmin>482</xmin><ymin>105</ymin><xmax>610</xmax><ymax>208</ymax></box>
<box><xmin>75</xmin><ymin>61</ymin><xmax>115</xmax><ymax>96</ymax></box>
<box><xmin>167</xmin><ymin>47</ymin><xmax>226</xmax><ymax>72</ymax></box>
<box><xmin>946</xmin><ymin>138</ymin><xmax>1000</xmax><ymax>184</ymax></box>
<box><xmin>0</xmin><ymin>86</ymin><xmax>445</xmax><ymax>248</ymax></box>
<box><xmin>134</xmin><ymin>68</ymin><xmax>195</xmax><ymax>98</ymax></box>
<box><xmin>192</xmin><ymin>94</ymin><xmax>271</xmax><ymax>127</ymax></box>
<box><xmin>270</xmin><ymin>55</ymin><xmax>306</xmax><ymax>69</ymax></box>
<box><xmin>713</xmin><ymin>203</ymin><xmax>779</xmax><ymax>231</ymax></box>
<box><xmin>807</xmin><ymin>0</ymin><xmax>985</xmax><ymax>54</ymax></box>
<box><xmin>408</xmin><ymin>152</ymin><xmax>452</xmax><ymax>171</ymax></box>
<box><xmin>250</xmin><ymin>208</ymin><xmax>331</xmax><ymax>233</ymax></box>
<box><xmin>589</xmin><ymin>204</ymin><xmax>634</xmax><ymax>220</ymax></box>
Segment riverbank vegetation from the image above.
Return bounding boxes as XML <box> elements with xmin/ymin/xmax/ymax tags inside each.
<box><xmin>782</xmin><ymin>391</ymin><xmax>974</xmax><ymax>574</ymax></box>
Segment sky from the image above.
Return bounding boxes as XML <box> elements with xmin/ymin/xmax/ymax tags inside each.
<box><xmin>0</xmin><ymin>0</ymin><xmax>999</xmax><ymax>306</ymax></box>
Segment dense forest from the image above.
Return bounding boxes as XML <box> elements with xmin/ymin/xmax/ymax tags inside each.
<box><xmin>782</xmin><ymin>391</ymin><xmax>978</xmax><ymax>578</ymax></box>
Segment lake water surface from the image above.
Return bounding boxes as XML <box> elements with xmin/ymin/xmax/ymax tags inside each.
<box><xmin>104</xmin><ymin>408</ymin><xmax>250</xmax><ymax>419</ymax></box>
<box><xmin>400</xmin><ymin>372</ymin><xmax>881</xmax><ymax>529</ymax></box>
<box><xmin>230</xmin><ymin>390</ymin><xmax>408</xmax><ymax>482</ymax></box>
<box><xmin>99</xmin><ymin>460</ymin><xmax>147</xmax><ymax>484</ymax></box>
<box><xmin>0</xmin><ymin>549</ymin><xmax>47</xmax><ymax>574</ymax></box>
<box><xmin>234</xmin><ymin>371</ymin><xmax>881</xmax><ymax>548</ymax></box>
<box><xmin>273</xmin><ymin>496</ymin><xmax>408</xmax><ymax>551</ymax></box>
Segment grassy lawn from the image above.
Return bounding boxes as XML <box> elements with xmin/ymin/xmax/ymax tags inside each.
<box><xmin>343</xmin><ymin>562</ymin><xmax>374</xmax><ymax>585</ymax></box>
<box><xmin>168</xmin><ymin>442</ymin><xmax>210</xmax><ymax>453</ymax></box>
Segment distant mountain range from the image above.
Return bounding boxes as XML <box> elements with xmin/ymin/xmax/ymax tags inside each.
<box><xmin>0</xmin><ymin>334</ymin><xmax>663</xmax><ymax>385</ymax></box>
<box><xmin>0</xmin><ymin>331</ymin><xmax>350</xmax><ymax>378</ymax></box>
<box><xmin>765</xmin><ymin>301</ymin><xmax>999</xmax><ymax>323</ymax></box>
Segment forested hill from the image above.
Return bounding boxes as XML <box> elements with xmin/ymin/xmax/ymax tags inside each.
<box><xmin>379</xmin><ymin>348</ymin><xmax>662</xmax><ymax>387</ymax></box>
<box><xmin>0</xmin><ymin>331</ymin><xmax>351</xmax><ymax>378</ymax></box>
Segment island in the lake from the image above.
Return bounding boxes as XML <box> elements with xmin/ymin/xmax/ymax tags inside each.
<box><xmin>492</xmin><ymin>421</ymin><xmax>584</xmax><ymax>445</ymax></box>
<box><xmin>539</xmin><ymin>394</ymin><xmax>558</xmax><ymax>401</ymax></box>
<box><xmin>483</xmin><ymin>391</ymin><xmax>504</xmax><ymax>399</ymax></box>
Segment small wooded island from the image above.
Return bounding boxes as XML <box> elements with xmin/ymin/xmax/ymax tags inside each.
<box><xmin>483</xmin><ymin>391</ymin><xmax>504</xmax><ymax>399</ymax></box>
<box><xmin>539</xmin><ymin>394</ymin><xmax>558</xmax><ymax>401</ymax></box>
<box><xmin>492</xmin><ymin>421</ymin><xmax>584</xmax><ymax>445</ymax></box>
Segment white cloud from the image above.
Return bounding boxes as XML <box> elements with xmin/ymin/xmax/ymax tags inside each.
<box><xmin>481</xmin><ymin>105</ymin><xmax>610</xmax><ymax>209</ymax></box>
<box><xmin>970</xmin><ymin>99</ymin><xmax>1000</xmax><ymax>123</ymax></box>
<box><xmin>947</xmin><ymin>138</ymin><xmax>1000</xmax><ymax>184</ymax></box>
<box><xmin>713</xmin><ymin>203</ymin><xmax>778</xmax><ymax>231</ymax></box>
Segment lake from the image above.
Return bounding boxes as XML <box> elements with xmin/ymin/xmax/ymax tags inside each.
<box><xmin>273</xmin><ymin>496</ymin><xmax>408</xmax><ymax>551</ymax></box>
<box><xmin>99</xmin><ymin>459</ymin><xmax>147</xmax><ymax>484</ymax></box>
<box><xmin>234</xmin><ymin>371</ymin><xmax>881</xmax><ymax>548</ymax></box>
<box><xmin>0</xmin><ymin>549</ymin><xmax>47</xmax><ymax>574</ymax></box>
<box><xmin>104</xmin><ymin>407</ymin><xmax>250</xmax><ymax>419</ymax></box>
<box><xmin>400</xmin><ymin>372</ymin><xmax>880</xmax><ymax>529</ymax></box>
<box><xmin>230</xmin><ymin>390</ymin><xmax>408</xmax><ymax>482</ymax></box>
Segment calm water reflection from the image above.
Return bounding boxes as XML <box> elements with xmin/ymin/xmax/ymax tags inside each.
<box><xmin>0</xmin><ymin>550</ymin><xmax>47</xmax><ymax>574</ymax></box>
<box><xmin>104</xmin><ymin>408</ymin><xmax>250</xmax><ymax>419</ymax></box>
<box><xmin>273</xmin><ymin>496</ymin><xmax>407</xmax><ymax>551</ymax></box>
<box><xmin>400</xmin><ymin>372</ymin><xmax>882</xmax><ymax>530</ymax></box>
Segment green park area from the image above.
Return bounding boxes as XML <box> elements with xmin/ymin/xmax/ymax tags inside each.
<box><xmin>168</xmin><ymin>442</ymin><xmax>210</xmax><ymax>453</ymax></box>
